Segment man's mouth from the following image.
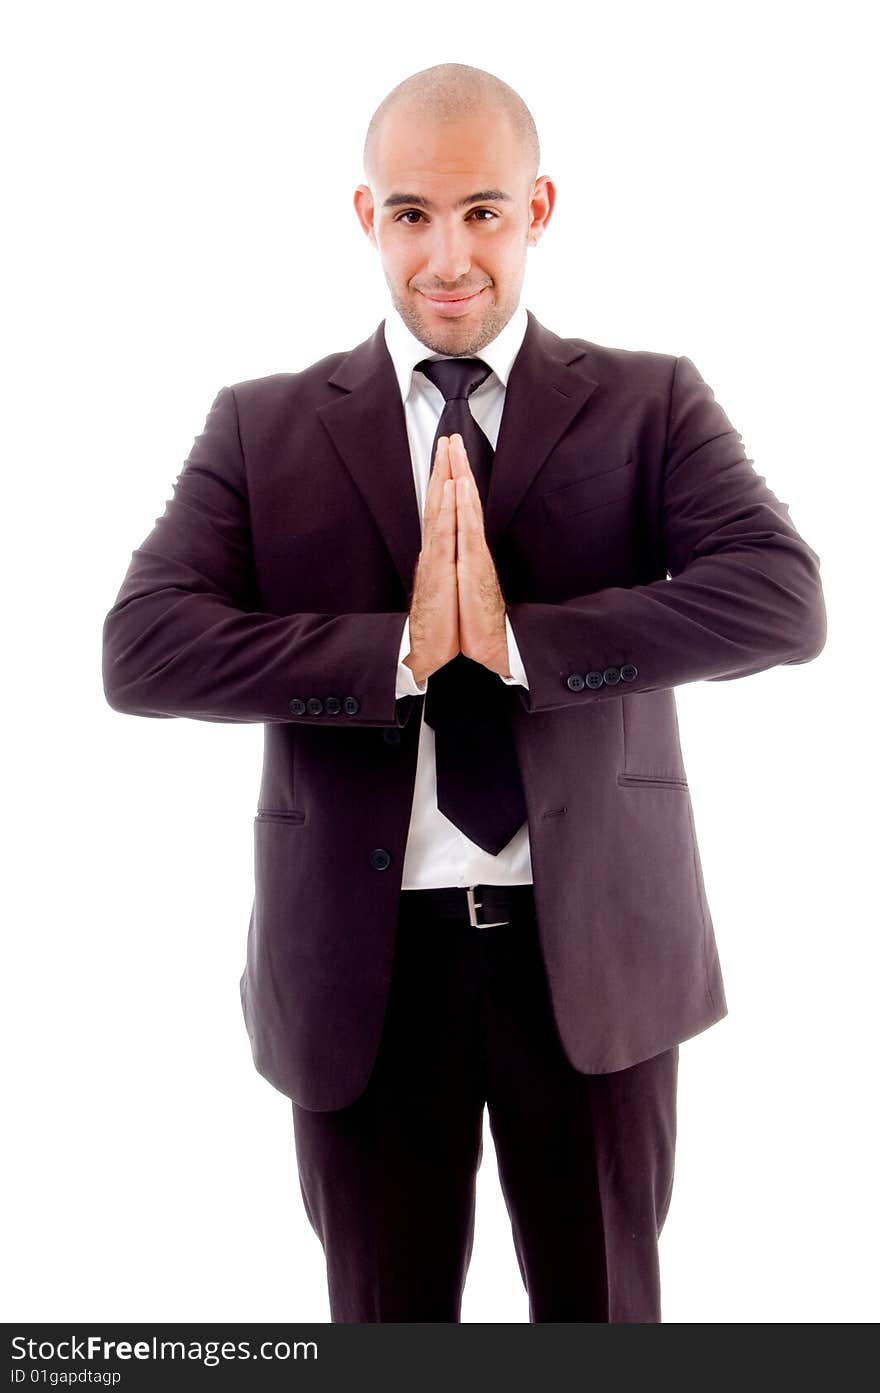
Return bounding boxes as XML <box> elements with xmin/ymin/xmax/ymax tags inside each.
<box><xmin>419</xmin><ymin>287</ymin><xmax>488</xmax><ymax>316</ymax></box>
<box><xmin>424</xmin><ymin>290</ymin><xmax>485</xmax><ymax>301</ymax></box>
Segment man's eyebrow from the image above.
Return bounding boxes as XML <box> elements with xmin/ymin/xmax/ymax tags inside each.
<box><xmin>382</xmin><ymin>189</ymin><xmax>513</xmax><ymax>211</ymax></box>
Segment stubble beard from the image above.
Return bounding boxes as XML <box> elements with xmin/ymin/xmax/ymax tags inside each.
<box><xmin>390</xmin><ymin>284</ymin><xmax>515</xmax><ymax>358</ymax></box>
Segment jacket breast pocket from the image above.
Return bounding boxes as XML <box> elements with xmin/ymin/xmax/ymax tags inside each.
<box><xmin>542</xmin><ymin>459</ymin><xmax>633</xmax><ymax>520</ymax></box>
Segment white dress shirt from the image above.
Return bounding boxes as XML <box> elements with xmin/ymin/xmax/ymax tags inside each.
<box><xmin>384</xmin><ymin>299</ymin><xmax>534</xmax><ymax>889</ymax></box>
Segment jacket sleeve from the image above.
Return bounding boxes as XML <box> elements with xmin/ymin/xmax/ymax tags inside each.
<box><xmin>101</xmin><ymin>384</ymin><xmax>421</xmax><ymax>728</ymax></box>
<box><xmin>506</xmin><ymin>353</ymin><xmax>827</xmax><ymax>714</ymax></box>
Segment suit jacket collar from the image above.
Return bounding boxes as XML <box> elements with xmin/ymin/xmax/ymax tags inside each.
<box><xmin>317</xmin><ymin>308</ymin><xmax>600</xmax><ymax>598</ymax></box>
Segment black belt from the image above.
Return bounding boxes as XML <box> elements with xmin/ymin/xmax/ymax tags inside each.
<box><xmin>399</xmin><ymin>883</ymin><xmax>535</xmax><ymax>929</ymax></box>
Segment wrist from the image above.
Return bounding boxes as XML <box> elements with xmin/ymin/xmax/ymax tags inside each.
<box><xmin>480</xmin><ymin>643</ymin><xmax>512</xmax><ymax>679</ymax></box>
<box><xmin>478</xmin><ymin>611</ymin><xmax>512</xmax><ymax>677</ymax></box>
<box><xmin>403</xmin><ymin>652</ymin><xmax>429</xmax><ymax>686</ymax></box>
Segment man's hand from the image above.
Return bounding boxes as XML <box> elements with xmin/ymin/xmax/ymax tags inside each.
<box><xmin>403</xmin><ymin>436</ymin><xmax>460</xmax><ymax>686</ymax></box>
<box><xmin>448</xmin><ymin>433</ymin><xmax>512</xmax><ymax>678</ymax></box>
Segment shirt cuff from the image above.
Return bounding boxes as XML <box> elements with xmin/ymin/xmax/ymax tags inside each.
<box><xmin>396</xmin><ymin>615</ymin><xmax>428</xmax><ymax>697</ymax></box>
<box><xmin>499</xmin><ymin>612</ymin><xmax>529</xmax><ymax>688</ymax></box>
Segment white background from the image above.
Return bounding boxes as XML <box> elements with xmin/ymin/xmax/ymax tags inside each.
<box><xmin>3</xmin><ymin>0</ymin><xmax>877</xmax><ymax>1323</ymax></box>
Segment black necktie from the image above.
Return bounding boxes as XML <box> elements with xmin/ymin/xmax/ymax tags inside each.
<box><xmin>414</xmin><ymin>356</ymin><xmax>528</xmax><ymax>855</ymax></box>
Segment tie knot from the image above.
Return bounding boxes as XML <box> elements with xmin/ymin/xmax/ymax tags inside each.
<box><xmin>415</xmin><ymin>356</ymin><xmax>493</xmax><ymax>402</ymax></box>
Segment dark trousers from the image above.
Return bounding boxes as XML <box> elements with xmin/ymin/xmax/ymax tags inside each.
<box><xmin>291</xmin><ymin>884</ymin><xmax>679</xmax><ymax>1322</ymax></box>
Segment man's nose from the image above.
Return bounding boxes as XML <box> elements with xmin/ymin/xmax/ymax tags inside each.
<box><xmin>424</xmin><ymin>222</ymin><xmax>472</xmax><ymax>283</ymax></box>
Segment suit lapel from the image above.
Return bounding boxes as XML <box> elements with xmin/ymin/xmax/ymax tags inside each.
<box><xmin>484</xmin><ymin>311</ymin><xmax>600</xmax><ymax>555</ymax></box>
<box><xmin>317</xmin><ymin>309</ymin><xmax>600</xmax><ymax>597</ymax></box>
<box><xmin>318</xmin><ymin>323</ymin><xmax>421</xmax><ymax>598</ymax></box>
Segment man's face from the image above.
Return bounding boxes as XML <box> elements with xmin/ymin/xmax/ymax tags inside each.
<box><xmin>354</xmin><ymin>103</ymin><xmax>554</xmax><ymax>356</ymax></box>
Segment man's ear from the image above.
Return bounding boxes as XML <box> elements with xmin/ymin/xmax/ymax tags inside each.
<box><xmin>353</xmin><ymin>185</ymin><xmax>377</xmax><ymax>246</ymax></box>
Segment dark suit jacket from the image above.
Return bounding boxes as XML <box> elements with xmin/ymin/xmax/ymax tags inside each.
<box><xmin>102</xmin><ymin>310</ymin><xmax>826</xmax><ymax>1110</ymax></box>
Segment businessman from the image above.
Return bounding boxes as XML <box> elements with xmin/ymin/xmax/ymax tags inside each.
<box><xmin>102</xmin><ymin>62</ymin><xmax>827</xmax><ymax>1322</ymax></box>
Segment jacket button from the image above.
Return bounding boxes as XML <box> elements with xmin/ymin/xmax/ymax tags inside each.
<box><xmin>585</xmin><ymin>670</ymin><xmax>604</xmax><ymax>689</ymax></box>
<box><xmin>383</xmin><ymin>727</ymin><xmax>401</xmax><ymax>745</ymax></box>
<box><xmin>370</xmin><ymin>848</ymin><xmax>391</xmax><ymax>871</ymax></box>
<box><xmin>324</xmin><ymin>696</ymin><xmax>342</xmax><ymax>715</ymax></box>
<box><xmin>602</xmin><ymin>666</ymin><xmax>621</xmax><ymax>685</ymax></box>
<box><xmin>620</xmin><ymin>663</ymin><xmax>639</xmax><ymax>681</ymax></box>
<box><xmin>566</xmin><ymin>673</ymin><xmax>585</xmax><ymax>691</ymax></box>
<box><xmin>343</xmin><ymin>696</ymin><xmax>360</xmax><ymax>715</ymax></box>
<box><xmin>307</xmin><ymin>697</ymin><xmax>324</xmax><ymax>714</ymax></box>
<box><xmin>288</xmin><ymin>698</ymin><xmax>306</xmax><ymax>715</ymax></box>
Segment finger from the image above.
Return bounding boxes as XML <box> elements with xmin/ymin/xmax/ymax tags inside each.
<box><xmin>434</xmin><ymin>478</ymin><xmax>457</xmax><ymax>564</ymax></box>
<box><xmin>447</xmin><ymin>433</ymin><xmax>471</xmax><ymax>480</ymax></box>
<box><xmin>460</xmin><ymin>472</ymin><xmax>483</xmax><ymax>523</ymax></box>
<box><xmin>430</xmin><ymin>436</ymin><xmax>451</xmax><ymax>488</ymax></box>
<box><xmin>425</xmin><ymin>438</ymin><xmax>450</xmax><ymax>523</ymax></box>
<box><xmin>455</xmin><ymin>475</ymin><xmax>483</xmax><ymax>557</ymax></box>
<box><xmin>433</xmin><ymin>435</ymin><xmax>451</xmax><ymax>479</ymax></box>
<box><xmin>434</xmin><ymin>470</ymin><xmax>457</xmax><ymax>535</ymax></box>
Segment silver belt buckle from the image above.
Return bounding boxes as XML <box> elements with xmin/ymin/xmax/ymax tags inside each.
<box><xmin>466</xmin><ymin>885</ymin><xmax>510</xmax><ymax>929</ymax></box>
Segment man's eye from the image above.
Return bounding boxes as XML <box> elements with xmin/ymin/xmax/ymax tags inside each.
<box><xmin>396</xmin><ymin>209</ymin><xmax>497</xmax><ymax>224</ymax></box>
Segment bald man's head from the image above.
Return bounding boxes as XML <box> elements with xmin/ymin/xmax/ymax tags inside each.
<box><xmin>354</xmin><ymin>63</ymin><xmax>553</xmax><ymax>356</ymax></box>
<box><xmin>363</xmin><ymin>63</ymin><xmax>540</xmax><ymax>190</ymax></box>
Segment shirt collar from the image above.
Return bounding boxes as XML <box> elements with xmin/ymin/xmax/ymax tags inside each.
<box><xmin>383</xmin><ymin>297</ymin><xmax>529</xmax><ymax>403</ymax></box>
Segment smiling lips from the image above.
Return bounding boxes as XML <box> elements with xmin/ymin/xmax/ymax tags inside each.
<box><xmin>421</xmin><ymin>287</ymin><xmax>487</xmax><ymax>317</ymax></box>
